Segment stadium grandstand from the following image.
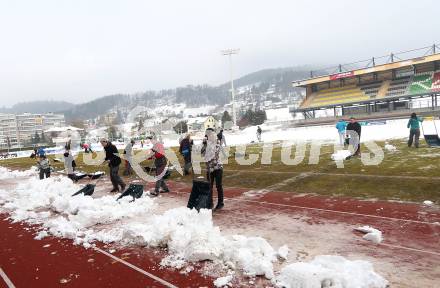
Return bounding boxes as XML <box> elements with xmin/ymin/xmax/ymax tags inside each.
<box><xmin>291</xmin><ymin>44</ymin><xmax>440</xmax><ymax>121</ymax></box>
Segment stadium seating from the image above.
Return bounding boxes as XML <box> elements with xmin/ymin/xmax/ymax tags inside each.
<box><xmin>408</xmin><ymin>72</ymin><xmax>433</xmax><ymax>95</ymax></box>
<box><xmin>385</xmin><ymin>76</ymin><xmax>411</xmax><ymax>97</ymax></box>
<box><xmin>359</xmin><ymin>81</ymin><xmax>382</xmax><ymax>98</ymax></box>
<box><xmin>299</xmin><ymin>70</ymin><xmax>438</xmax><ymax>109</ymax></box>
<box><xmin>432</xmin><ymin>71</ymin><xmax>440</xmax><ymax>92</ymax></box>
<box><xmin>306</xmin><ymin>85</ymin><xmax>369</xmax><ymax>107</ymax></box>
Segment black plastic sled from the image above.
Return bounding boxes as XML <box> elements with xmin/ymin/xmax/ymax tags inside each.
<box><xmin>187</xmin><ymin>179</ymin><xmax>212</xmax><ymax>211</ymax></box>
<box><xmin>88</xmin><ymin>172</ymin><xmax>105</xmax><ymax>179</ymax></box>
<box><xmin>72</xmin><ymin>184</ymin><xmax>95</xmax><ymax>197</ymax></box>
<box><xmin>116</xmin><ymin>184</ymin><xmax>144</xmax><ymax>201</ymax></box>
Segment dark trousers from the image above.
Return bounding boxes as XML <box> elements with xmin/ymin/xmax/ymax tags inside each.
<box><xmin>123</xmin><ymin>160</ymin><xmax>133</xmax><ymax>176</ymax></box>
<box><xmin>154</xmin><ymin>157</ymin><xmax>169</xmax><ymax>192</ymax></box>
<box><xmin>67</xmin><ymin>174</ymin><xmax>78</xmax><ymax>182</ymax></box>
<box><xmin>408</xmin><ymin>128</ymin><xmax>420</xmax><ymax>148</ymax></box>
<box><xmin>208</xmin><ymin>169</ymin><xmax>224</xmax><ymax>208</ymax></box>
<box><xmin>183</xmin><ymin>155</ymin><xmax>191</xmax><ymax>175</ymax></box>
<box><xmin>39</xmin><ymin>168</ymin><xmax>50</xmax><ymax>180</ymax></box>
<box><xmin>110</xmin><ymin>165</ymin><xmax>125</xmax><ymax>190</ymax></box>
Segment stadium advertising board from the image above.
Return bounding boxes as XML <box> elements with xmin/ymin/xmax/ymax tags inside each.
<box><xmin>396</xmin><ymin>67</ymin><xmax>414</xmax><ymax>78</ymax></box>
<box><xmin>329</xmin><ymin>71</ymin><xmax>354</xmax><ymax>80</ymax></box>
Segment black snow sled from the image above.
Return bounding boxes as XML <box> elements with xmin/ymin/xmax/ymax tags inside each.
<box><xmin>116</xmin><ymin>184</ymin><xmax>144</xmax><ymax>201</ymax></box>
<box><xmin>71</xmin><ymin>183</ymin><xmax>95</xmax><ymax>196</ymax></box>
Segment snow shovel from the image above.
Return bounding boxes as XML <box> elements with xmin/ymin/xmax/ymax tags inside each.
<box><xmin>72</xmin><ymin>183</ymin><xmax>95</xmax><ymax>196</ymax></box>
<box><xmin>71</xmin><ymin>172</ymin><xmax>104</xmax><ymax>197</ymax></box>
<box><xmin>87</xmin><ymin>171</ymin><xmax>105</xmax><ymax>179</ymax></box>
<box><xmin>187</xmin><ymin>167</ymin><xmax>212</xmax><ymax>211</ymax></box>
<box><xmin>116</xmin><ymin>184</ymin><xmax>144</xmax><ymax>201</ymax></box>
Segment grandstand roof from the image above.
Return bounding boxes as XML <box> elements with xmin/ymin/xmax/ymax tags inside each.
<box><xmin>293</xmin><ymin>53</ymin><xmax>440</xmax><ymax>88</ymax></box>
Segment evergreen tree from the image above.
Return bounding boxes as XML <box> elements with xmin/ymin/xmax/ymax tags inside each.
<box><xmin>221</xmin><ymin>111</ymin><xmax>232</xmax><ymax>126</ymax></box>
<box><xmin>41</xmin><ymin>132</ymin><xmax>46</xmax><ymax>143</ymax></box>
<box><xmin>173</xmin><ymin>121</ymin><xmax>188</xmax><ymax>134</ymax></box>
<box><xmin>138</xmin><ymin>118</ymin><xmax>144</xmax><ymax>131</ymax></box>
<box><xmin>34</xmin><ymin>131</ymin><xmax>40</xmax><ymax>144</ymax></box>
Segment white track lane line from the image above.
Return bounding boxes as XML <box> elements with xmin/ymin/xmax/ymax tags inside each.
<box><xmin>93</xmin><ymin>247</ymin><xmax>179</xmax><ymax>288</ymax></box>
<box><xmin>224</xmin><ymin>197</ymin><xmax>439</xmax><ymax>226</ymax></box>
<box><xmin>0</xmin><ymin>268</ymin><xmax>16</xmax><ymax>288</ymax></box>
<box><xmin>171</xmin><ymin>193</ymin><xmax>440</xmax><ymax>256</ymax></box>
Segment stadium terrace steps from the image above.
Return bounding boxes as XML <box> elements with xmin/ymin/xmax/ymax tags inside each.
<box><xmin>299</xmin><ymin>71</ymin><xmax>439</xmax><ymax>109</ymax></box>
<box><xmin>385</xmin><ymin>76</ymin><xmax>411</xmax><ymax>97</ymax></box>
<box><xmin>307</xmin><ymin>85</ymin><xmax>368</xmax><ymax>107</ymax></box>
<box><xmin>377</xmin><ymin>80</ymin><xmax>391</xmax><ymax>98</ymax></box>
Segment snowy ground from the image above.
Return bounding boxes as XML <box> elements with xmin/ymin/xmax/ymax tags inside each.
<box><xmin>0</xmin><ymin>167</ymin><xmax>390</xmax><ymax>288</ymax></box>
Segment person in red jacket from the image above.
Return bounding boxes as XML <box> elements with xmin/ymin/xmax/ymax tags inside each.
<box><xmin>147</xmin><ymin>136</ymin><xmax>169</xmax><ymax>196</ymax></box>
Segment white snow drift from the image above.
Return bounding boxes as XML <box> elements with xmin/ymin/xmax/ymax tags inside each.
<box><xmin>275</xmin><ymin>255</ymin><xmax>388</xmax><ymax>288</ymax></box>
<box><xmin>355</xmin><ymin>226</ymin><xmax>383</xmax><ymax>244</ymax></box>
<box><xmin>0</xmin><ymin>168</ymin><xmax>388</xmax><ymax>287</ymax></box>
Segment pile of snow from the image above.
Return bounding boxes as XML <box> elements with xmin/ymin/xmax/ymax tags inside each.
<box><xmin>0</xmin><ymin>166</ymin><xmax>36</xmax><ymax>180</ymax></box>
<box><xmin>355</xmin><ymin>226</ymin><xmax>383</xmax><ymax>244</ymax></box>
<box><xmin>331</xmin><ymin>150</ymin><xmax>352</xmax><ymax>161</ymax></box>
<box><xmin>384</xmin><ymin>143</ymin><xmax>397</xmax><ymax>152</ymax></box>
<box><xmin>0</xmin><ymin>168</ymin><xmax>388</xmax><ymax>286</ymax></box>
<box><xmin>275</xmin><ymin>255</ymin><xmax>388</xmax><ymax>288</ymax></box>
<box><xmin>423</xmin><ymin>200</ymin><xmax>434</xmax><ymax>206</ymax></box>
<box><xmin>0</xmin><ymin>171</ymin><xmax>278</xmax><ymax>280</ymax></box>
<box><xmin>277</xmin><ymin>245</ymin><xmax>289</xmax><ymax>260</ymax></box>
<box><xmin>214</xmin><ymin>274</ymin><xmax>234</xmax><ymax>287</ymax></box>
<box><xmin>266</xmin><ymin>108</ymin><xmax>294</xmax><ymax>122</ymax></box>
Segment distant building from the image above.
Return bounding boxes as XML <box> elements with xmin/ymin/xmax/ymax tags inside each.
<box><xmin>0</xmin><ymin>113</ymin><xmax>65</xmax><ymax>149</ymax></box>
<box><xmin>203</xmin><ymin>116</ymin><xmax>218</xmax><ymax>131</ymax></box>
<box><xmin>187</xmin><ymin>116</ymin><xmax>219</xmax><ymax>132</ymax></box>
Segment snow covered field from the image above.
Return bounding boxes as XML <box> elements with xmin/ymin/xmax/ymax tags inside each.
<box><xmin>0</xmin><ymin>166</ymin><xmax>390</xmax><ymax>287</ymax></box>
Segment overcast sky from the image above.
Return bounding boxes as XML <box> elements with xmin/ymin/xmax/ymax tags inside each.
<box><xmin>0</xmin><ymin>0</ymin><xmax>438</xmax><ymax>107</ymax></box>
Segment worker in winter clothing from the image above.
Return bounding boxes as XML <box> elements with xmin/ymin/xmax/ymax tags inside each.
<box><xmin>148</xmin><ymin>137</ymin><xmax>169</xmax><ymax>196</ymax></box>
<box><xmin>179</xmin><ymin>134</ymin><xmax>193</xmax><ymax>175</ymax></box>
<box><xmin>63</xmin><ymin>151</ymin><xmax>77</xmax><ymax>181</ymax></box>
<box><xmin>346</xmin><ymin>117</ymin><xmax>362</xmax><ymax>156</ymax></box>
<box><xmin>123</xmin><ymin>139</ymin><xmax>135</xmax><ymax>176</ymax></box>
<box><xmin>204</xmin><ymin>130</ymin><xmax>224</xmax><ymax>210</ymax></box>
<box><xmin>37</xmin><ymin>154</ymin><xmax>51</xmax><ymax>180</ymax></box>
<box><xmin>101</xmin><ymin>138</ymin><xmax>126</xmax><ymax>193</ymax></box>
<box><xmin>257</xmin><ymin>126</ymin><xmax>262</xmax><ymax>142</ymax></box>
<box><xmin>407</xmin><ymin>113</ymin><xmax>423</xmax><ymax>148</ymax></box>
<box><xmin>335</xmin><ymin>119</ymin><xmax>347</xmax><ymax>146</ymax></box>
<box><xmin>217</xmin><ymin>129</ymin><xmax>226</xmax><ymax>147</ymax></box>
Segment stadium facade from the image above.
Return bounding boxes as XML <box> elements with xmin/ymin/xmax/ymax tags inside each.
<box><xmin>291</xmin><ymin>44</ymin><xmax>440</xmax><ymax>120</ymax></box>
<box><xmin>0</xmin><ymin>113</ymin><xmax>65</xmax><ymax>149</ymax></box>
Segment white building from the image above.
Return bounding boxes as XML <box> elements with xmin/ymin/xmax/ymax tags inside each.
<box><xmin>0</xmin><ymin>113</ymin><xmax>65</xmax><ymax>149</ymax></box>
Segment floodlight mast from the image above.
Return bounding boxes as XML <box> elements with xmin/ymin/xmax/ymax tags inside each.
<box><xmin>221</xmin><ymin>49</ymin><xmax>240</xmax><ymax>127</ymax></box>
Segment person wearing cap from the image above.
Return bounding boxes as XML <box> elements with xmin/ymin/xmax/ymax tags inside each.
<box><xmin>101</xmin><ymin>138</ymin><xmax>126</xmax><ymax>193</ymax></box>
<box><xmin>147</xmin><ymin>136</ymin><xmax>169</xmax><ymax>196</ymax></box>
<box><xmin>346</xmin><ymin>117</ymin><xmax>362</xmax><ymax>156</ymax></box>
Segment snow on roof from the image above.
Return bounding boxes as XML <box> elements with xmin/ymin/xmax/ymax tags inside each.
<box><xmin>44</xmin><ymin>126</ymin><xmax>84</xmax><ymax>133</ymax></box>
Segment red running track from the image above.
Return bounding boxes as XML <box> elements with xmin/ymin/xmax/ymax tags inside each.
<box><xmin>0</xmin><ymin>214</ymin><xmax>214</xmax><ymax>288</ymax></box>
<box><xmin>1</xmin><ymin>179</ymin><xmax>440</xmax><ymax>287</ymax></box>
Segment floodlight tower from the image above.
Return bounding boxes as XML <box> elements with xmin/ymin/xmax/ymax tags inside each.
<box><xmin>221</xmin><ymin>48</ymin><xmax>240</xmax><ymax>127</ymax></box>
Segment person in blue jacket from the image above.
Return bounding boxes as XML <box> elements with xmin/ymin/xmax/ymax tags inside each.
<box><xmin>335</xmin><ymin>119</ymin><xmax>347</xmax><ymax>146</ymax></box>
<box><xmin>407</xmin><ymin>113</ymin><xmax>423</xmax><ymax>148</ymax></box>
